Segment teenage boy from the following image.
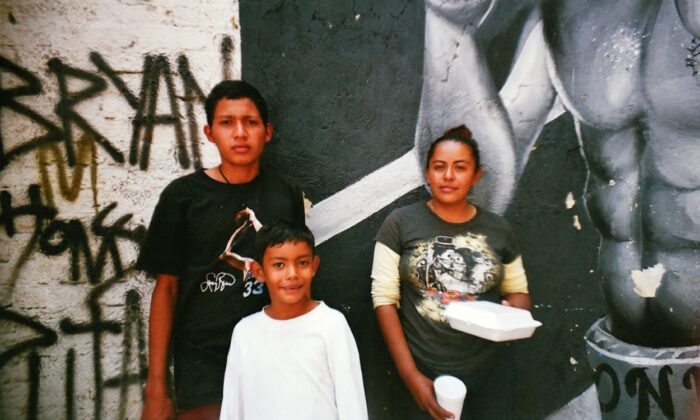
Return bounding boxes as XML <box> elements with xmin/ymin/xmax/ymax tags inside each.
<box><xmin>138</xmin><ymin>81</ymin><xmax>305</xmax><ymax>420</ymax></box>
<box><xmin>220</xmin><ymin>221</ymin><xmax>368</xmax><ymax>420</ymax></box>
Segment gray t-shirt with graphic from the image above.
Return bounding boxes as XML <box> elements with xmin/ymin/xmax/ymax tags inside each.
<box><xmin>375</xmin><ymin>202</ymin><xmax>521</xmax><ymax>376</ymax></box>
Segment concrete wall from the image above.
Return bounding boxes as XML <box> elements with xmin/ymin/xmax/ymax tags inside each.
<box><xmin>1</xmin><ymin>1</ymin><xmax>237</xmax><ymax>418</ymax></box>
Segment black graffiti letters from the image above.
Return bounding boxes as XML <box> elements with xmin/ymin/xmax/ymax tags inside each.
<box><xmin>220</xmin><ymin>35</ymin><xmax>234</xmax><ymax>80</ymax></box>
<box><xmin>683</xmin><ymin>366</ymin><xmax>700</xmax><ymax>402</ymax></box>
<box><xmin>89</xmin><ymin>51</ymin><xmax>207</xmax><ymax>171</ymax></box>
<box><xmin>0</xmin><ymin>309</ymin><xmax>58</xmax><ymax>368</ymax></box>
<box><xmin>37</xmin><ymin>201</ymin><xmax>146</xmax><ymax>283</ymax></box>
<box><xmin>1</xmin><ymin>185</ymin><xmax>147</xmax><ymax>417</ymax></box>
<box><xmin>625</xmin><ymin>366</ymin><xmax>674</xmax><ymax>419</ymax></box>
<box><xmin>593</xmin><ymin>363</ymin><xmax>694</xmax><ymax>419</ymax></box>
<box><xmin>129</xmin><ymin>54</ymin><xmax>188</xmax><ymax>170</ymax></box>
<box><xmin>0</xmin><ymin>56</ymin><xmax>62</xmax><ymax>168</ymax></box>
<box><xmin>0</xmin><ymin>37</ymin><xmax>236</xmax><ymax>418</ymax></box>
<box><xmin>3</xmin><ymin>185</ymin><xmax>145</xmax><ymax>284</ymax></box>
<box><xmin>0</xmin><ymin>184</ymin><xmax>56</xmax><ymax>237</ymax></box>
<box><xmin>103</xmin><ymin>289</ymin><xmax>148</xmax><ymax>419</ymax></box>
<box><xmin>0</xmin><ymin>309</ymin><xmax>58</xmax><ymax>419</ymax></box>
<box><xmin>47</xmin><ymin>57</ymin><xmax>124</xmax><ymax>166</ymax></box>
<box><xmin>594</xmin><ymin>363</ymin><xmax>620</xmax><ymax>412</ymax></box>
<box><xmin>0</xmin><ymin>49</ymin><xmax>216</xmax><ymax>172</ymax></box>
<box><xmin>59</xmin><ymin>268</ymin><xmax>142</xmax><ymax>420</ymax></box>
<box><xmin>177</xmin><ymin>55</ymin><xmax>206</xmax><ymax>170</ymax></box>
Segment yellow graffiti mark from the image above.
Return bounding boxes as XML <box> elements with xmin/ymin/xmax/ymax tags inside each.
<box><xmin>37</xmin><ymin>133</ymin><xmax>99</xmax><ymax>211</ymax></box>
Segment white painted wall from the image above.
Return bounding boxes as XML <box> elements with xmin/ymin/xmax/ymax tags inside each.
<box><xmin>0</xmin><ymin>1</ymin><xmax>239</xmax><ymax>418</ymax></box>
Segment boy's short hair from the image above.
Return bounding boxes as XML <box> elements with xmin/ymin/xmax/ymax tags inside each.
<box><xmin>205</xmin><ymin>80</ymin><xmax>269</xmax><ymax>126</ymax></box>
<box><xmin>255</xmin><ymin>220</ymin><xmax>315</xmax><ymax>263</ymax></box>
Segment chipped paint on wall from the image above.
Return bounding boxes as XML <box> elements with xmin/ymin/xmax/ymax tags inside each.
<box><xmin>565</xmin><ymin>191</ymin><xmax>575</xmax><ymax>209</ymax></box>
<box><xmin>630</xmin><ymin>263</ymin><xmax>665</xmax><ymax>298</ymax></box>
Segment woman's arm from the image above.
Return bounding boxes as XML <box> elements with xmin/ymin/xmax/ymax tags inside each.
<box><xmin>141</xmin><ymin>274</ymin><xmax>178</xmax><ymax>420</ymax></box>
<box><xmin>375</xmin><ymin>305</ymin><xmax>455</xmax><ymax>420</ymax></box>
<box><xmin>501</xmin><ymin>292</ymin><xmax>531</xmax><ymax>310</ymax></box>
<box><xmin>372</xmin><ymin>240</ymin><xmax>454</xmax><ymax>419</ymax></box>
<box><xmin>500</xmin><ymin>256</ymin><xmax>531</xmax><ymax>310</ymax></box>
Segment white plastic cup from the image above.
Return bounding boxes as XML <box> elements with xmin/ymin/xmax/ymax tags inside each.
<box><xmin>433</xmin><ymin>375</ymin><xmax>467</xmax><ymax>419</ymax></box>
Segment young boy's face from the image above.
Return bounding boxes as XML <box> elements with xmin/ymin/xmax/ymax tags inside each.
<box><xmin>203</xmin><ymin>97</ymin><xmax>272</xmax><ymax>169</ymax></box>
<box><xmin>253</xmin><ymin>240</ymin><xmax>320</xmax><ymax>308</ymax></box>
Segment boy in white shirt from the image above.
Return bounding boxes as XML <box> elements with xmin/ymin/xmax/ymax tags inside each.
<box><xmin>220</xmin><ymin>221</ymin><xmax>368</xmax><ymax>420</ymax></box>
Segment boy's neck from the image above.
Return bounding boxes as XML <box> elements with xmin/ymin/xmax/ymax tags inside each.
<box><xmin>264</xmin><ymin>299</ymin><xmax>319</xmax><ymax>320</ymax></box>
<box><xmin>217</xmin><ymin>162</ymin><xmax>260</xmax><ymax>184</ymax></box>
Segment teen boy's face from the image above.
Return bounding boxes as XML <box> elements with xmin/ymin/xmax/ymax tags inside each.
<box><xmin>203</xmin><ymin>98</ymin><xmax>272</xmax><ymax>169</ymax></box>
<box><xmin>253</xmin><ymin>241</ymin><xmax>320</xmax><ymax>309</ymax></box>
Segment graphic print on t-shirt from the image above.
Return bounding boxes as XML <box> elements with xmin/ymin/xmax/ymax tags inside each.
<box><xmin>219</xmin><ymin>207</ymin><xmax>263</xmax><ymax>273</ymax></box>
<box><xmin>200</xmin><ymin>271</ymin><xmax>237</xmax><ymax>292</ymax></box>
<box><xmin>408</xmin><ymin>233</ymin><xmax>501</xmax><ymax>321</ymax></box>
<box><xmin>200</xmin><ymin>207</ymin><xmax>264</xmax><ymax>295</ymax></box>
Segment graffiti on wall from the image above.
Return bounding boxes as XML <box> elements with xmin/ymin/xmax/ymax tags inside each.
<box><xmin>0</xmin><ymin>6</ymin><xmax>237</xmax><ymax>412</ymax></box>
<box><xmin>591</xmin><ymin>363</ymin><xmax>699</xmax><ymax>418</ymax></box>
<box><xmin>0</xmin><ymin>52</ymin><xmax>210</xmax><ymax>172</ymax></box>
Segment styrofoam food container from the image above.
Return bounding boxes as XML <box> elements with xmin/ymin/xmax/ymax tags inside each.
<box><xmin>443</xmin><ymin>301</ymin><xmax>542</xmax><ymax>342</ymax></box>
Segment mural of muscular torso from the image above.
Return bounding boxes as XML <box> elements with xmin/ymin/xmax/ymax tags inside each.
<box><xmin>543</xmin><ymin>0</ymin><xmax>699</xmax><ymax>347</ymax></box>
<box><xmin>418</xmin><ymin>0</ymin><xmax>700</xmax><ymax>347</ymax></box>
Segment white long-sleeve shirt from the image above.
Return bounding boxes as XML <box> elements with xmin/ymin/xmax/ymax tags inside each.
<box><xmin>220</xmin><ymin>302</ymin><xmax>368</xmax><ymax>420</ymax></box>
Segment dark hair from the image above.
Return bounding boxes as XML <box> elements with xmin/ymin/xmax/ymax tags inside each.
<box><xmin>205</xmin><ymin>80</ymin><xmax>269</xmax><ymax>126</ymax></box>
<box><xmin>425</xmin><ymin>125</ymin><xmax>481</xmax><ymax>170</ymax></box>
<box><xmin>255</xmin><ymin>220</ymin><xmax>315</xmax><ymax>263</ymax></box>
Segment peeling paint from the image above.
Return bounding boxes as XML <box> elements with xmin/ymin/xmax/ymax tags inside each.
<box><xmin>630</xmin><ymin>263</ymin><xmax>665</xmax><ymax>298</ymax></box>
<box><xmin>572</xmin><ymin>214</ymin><xmax>582</xmax><ymax>230</ymax></box>
<box><xmin>565</xmin><ymin>191</ymin><xmax>575</xmax><ymax>209</ymax></box>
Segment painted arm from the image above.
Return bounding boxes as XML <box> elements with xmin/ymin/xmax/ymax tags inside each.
<box><xmin>141</xmin><ymin>273</ymin><xmax>178</xmax><ymax>420</ymax></box>
<box><xmin>499</xmin><ymin>10</ymin><xmax>559</xmax><ymax>175</ymax></box>
<box><xmin>416</xmin><ymin>2</ymin><xmax>517</xmax><ymax>214</ymax></box>
<box><xmin>417</xmin><ymin>2</ymin><xmax>557</xmax><ymax>213</ymax></box>
<box><xmin>375</xmin><ymin>305</ymin><xmax>455</xmax><ymax>420</ymax></box>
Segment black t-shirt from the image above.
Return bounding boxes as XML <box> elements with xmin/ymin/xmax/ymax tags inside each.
<box><xmin>375</xmin><ymin>202</ymin><xmax>521</xmax><ymax>377</ymax></box>
<box><xmin>137</xmin><ymin>169</ymin><xmax>304</xmax><ymax>408</ymax></box>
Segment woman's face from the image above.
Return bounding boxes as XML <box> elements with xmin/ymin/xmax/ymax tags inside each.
<box><xmin>425</xmin><ymin>140</ymin><xmax>482</xmax><ymax>206</ymax></box>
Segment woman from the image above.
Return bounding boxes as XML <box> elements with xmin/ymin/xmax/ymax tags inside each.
<box><xmin>372</xmin><ymin>125</ymin><xmax>531</xmax><ymax>419</ymax></box>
